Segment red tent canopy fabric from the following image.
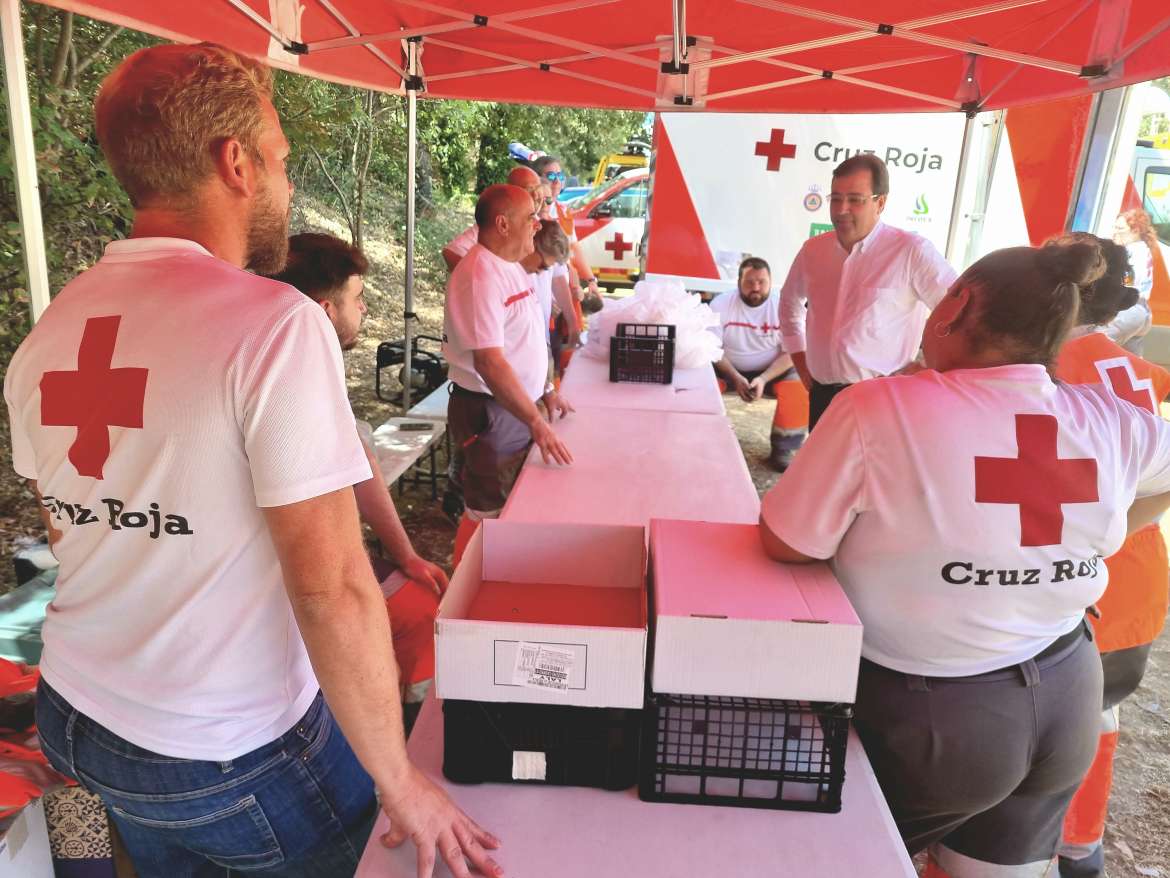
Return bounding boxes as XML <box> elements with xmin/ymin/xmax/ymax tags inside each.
<box><xmin>32</xmin><ymin>0</ymin><xmax>1170</xmax><ymax>114</ymax></box>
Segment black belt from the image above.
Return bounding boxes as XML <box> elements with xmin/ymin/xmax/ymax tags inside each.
<box><xmin>450</xmin><ymin>383</ymin><xmax>493</xmax><ymax>400</ymax></box>
<box><xmin>1032</xmin><ymin>618</ymin><xmax>1092</xmax><ymax>663</ymax></box>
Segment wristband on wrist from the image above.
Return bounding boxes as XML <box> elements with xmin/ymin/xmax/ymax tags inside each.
<box><xmin>544</xmin><ymin>381</ymin><xmax>555</xmax><ymax>395</ymax></box>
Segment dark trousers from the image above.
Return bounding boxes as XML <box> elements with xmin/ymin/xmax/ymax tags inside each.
<box><xmin>808</xmin><ymin>380</ymin><xmax>850</xmax><ymax>430</ymax></box>
<box><xmin>854</xmin><ymin>625</ymin><xmax>1101</xmax><ymax>868</ymax></box>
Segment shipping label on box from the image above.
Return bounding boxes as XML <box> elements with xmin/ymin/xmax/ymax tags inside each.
<box><xmin>436</xmin><ymin>520</ymin><xmax>648</xmax><ymax>709</ymax></box>
<box><xmin>650</xmin><ymin>519</ymin><xmax>863</xmax><ymax>702</ymax></box>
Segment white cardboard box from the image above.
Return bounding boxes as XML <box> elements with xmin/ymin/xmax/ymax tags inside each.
<box><xmin>435</xmin><ymin>519</ymin><xmax>648</xmax><ymax>709</ymax></box>
<box><xmin>0</xmin><ymin>799</ymin><xmax>53</xmax><ymax>878</ymax></box>
<box><xmin>650</xmin><ymin>519</ymin><xmax>862</xmax><ymax>703</ymax></box>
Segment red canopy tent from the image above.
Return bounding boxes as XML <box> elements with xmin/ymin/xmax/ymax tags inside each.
<box><xmin>20</xmin><ymin>0</ymin><xmax>1170</xmax><ymax>113</ymax></box>
<box><xmin>4</xmin><ymin>0</ymin><xmax>1170</xmax><ymax>403</ymax></box>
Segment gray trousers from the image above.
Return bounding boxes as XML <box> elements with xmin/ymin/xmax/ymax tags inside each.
<box><xmin>854</xmin><ymin>627</ymin><xmax>1102</xmax><ymax>869</ymax></box>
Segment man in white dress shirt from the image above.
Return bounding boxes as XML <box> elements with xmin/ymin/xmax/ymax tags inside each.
<box><xmin>779</xmin><ymin>154</ymin><xmax>957</xmax><ymax>429</ymax></box>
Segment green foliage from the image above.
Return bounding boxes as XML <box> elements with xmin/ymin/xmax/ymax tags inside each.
<box><xmin>471</xmin><ymin>102</ymin><xmax>648</xmax><ymax>190</ymax></box>
<box><xmin>0</xmin><ymin>9</ymin><xmax>646</xmax><ymax>362</ymax></box>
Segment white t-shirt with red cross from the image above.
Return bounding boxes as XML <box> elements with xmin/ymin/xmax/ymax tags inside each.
<box><xmin>709</xmin><ymin>290</ymin><xmax>785</xmax><ymax>373</ymax></box>
<box><xmin>761</xmin><ymin>364</ymin><xmax>1170</xmax><ymax>677</ymax></box>
<box><xmin>444</xmin><ymin>243</ymin><xmax>549</xmax><ymax>401</ymax></box>
<box><xmin>3</xmin><ymin>238</ymin><xmax>371</xmax><ymax>760</ymax></box>
<box><xmin>445</xmin><ymin>224</ymin><xmax>479</xmax><ymax>261</ymax></box>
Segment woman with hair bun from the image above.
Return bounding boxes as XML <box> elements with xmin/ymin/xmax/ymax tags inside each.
<box><xmin>759</xmin><ymin>242</ymin><xmax>1170</xmax><ymax>877</ymax></box>
<box><xmin>1052</xmin><ymin>232</ymin><xmax>1170</xmax><ymax>878</ymax></box>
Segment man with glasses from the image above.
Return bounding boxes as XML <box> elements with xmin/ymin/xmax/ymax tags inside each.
<box><xmin>779</xmin><ymin>154</ymin><xmax>956</xmax><ymax>429</ymax></box>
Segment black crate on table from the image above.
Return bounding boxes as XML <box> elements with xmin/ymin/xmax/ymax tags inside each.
<box><xmin>609</xmin><ymin>323</ymin><xmax>675</xmax><ymax>384</ymax></box>
<box><xmin>638</xmin><ymin>693</ymin><xmax>851</xmax><ymax>813</ymax></box>
<box><xmin>442</xmin><ymin>699</ymin><xmax>642</xmax><ymax>790</ymax></box>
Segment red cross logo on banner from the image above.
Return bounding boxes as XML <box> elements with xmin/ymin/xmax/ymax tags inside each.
<box><xmin>755</xmin><ymin>129</ymin><xmax>797</xmax><ymax>172</ymax></box>
<box><xmin>974</xmin><ymin>414</ymin><xmax>1098</xmax><ymax>547</ymax></box>
<box><xmin>1095</xmin><ymin>358</ymin><xmax>1156</xmax><ymax>413</ymax></box>
<box><xmin>605</xmin><ymin>233</ymin><xmax>633</xmax><ymax>261</ymax></box>
<box><xmin>40</xmin><ymin>315</ymin><xmax>148</xmax><ymax>479</ymax></box>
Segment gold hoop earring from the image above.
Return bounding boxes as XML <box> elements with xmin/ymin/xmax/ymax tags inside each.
<box><xmin>935</xmin><ymin>322</ymin><xmax>952</xmax><ymax>338</ymax></box>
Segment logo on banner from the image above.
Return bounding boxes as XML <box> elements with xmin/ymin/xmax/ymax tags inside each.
<box><xmin>906</xmin><ymin>194</ymin><xmax>931</xmax><ymax>225</ymax></box>
<box><xmin>754</xmin><ymin>128</ymin><xmax>797</xmax><ymax>172</ymax></box>
<box><xmin>803</xmin><ymin>185</ymin><xmax>823</xmax><ymax>212</ymax></box>
<box><xmin>812</xmin><ymin>142</ymin><xmax>944</xmax><ymax>175</ymax></box>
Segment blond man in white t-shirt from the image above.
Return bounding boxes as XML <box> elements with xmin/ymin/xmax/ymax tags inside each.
<box><xmin>444</xmin><ymin>185</ymin><xmax>574</xmax><ymax>563</ymax></box>
<box><xmin>6</xmin><ymin>42</ymin><xmax>501</xmax><ymax>878</ymax></box>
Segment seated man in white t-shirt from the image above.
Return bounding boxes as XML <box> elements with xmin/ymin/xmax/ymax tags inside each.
<box><xmin>269</xmin><ymin>232</ymin><xmax>448</xmax><ymax>713</ymax></box>
<box><xmin>442</xmin><ymin>166</ymin><xmax>544</xmax><ymax>272</ymax></box>
<box><xmin>710</xmin><ymin>256</ymin><xmax>809</xmax><ymax>472</ymax></box>
<box><xmin>443</xmin><ymin>185</ymin><xmax>575</xmax><ymax>564</ymax></box>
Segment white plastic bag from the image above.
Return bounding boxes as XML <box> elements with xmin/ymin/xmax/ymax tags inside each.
<box><xmin>582</xmin><ymin>278</ymin><xmax>723</xmax><ymax>369</ymax></box>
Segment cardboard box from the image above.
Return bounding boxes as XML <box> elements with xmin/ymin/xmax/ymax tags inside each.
<box><xmin>649</xmin><ymin>519</ymin><xmax>862</xmax><ymax>703</ymax></box>
<box><xmin>435</xmin><ymin>520</ymin><xmax>647</xmax><ymax>709</ymax></box>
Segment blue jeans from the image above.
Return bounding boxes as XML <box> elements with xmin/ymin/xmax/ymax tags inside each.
<box><xmin>36</xmin><ymin>680</ymin><xmax>378</xmax><ymax>877</ymax></box>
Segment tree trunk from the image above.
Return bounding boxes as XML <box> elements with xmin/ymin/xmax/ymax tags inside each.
<box><xmin>49</xmin><ymin>12</ymin><xmax>73</xmax><ymax>88</ymax></box>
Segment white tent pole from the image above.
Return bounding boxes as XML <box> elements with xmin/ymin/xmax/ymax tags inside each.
<box><xmin>402</xmin><ymin>37</ymin><xmax>421</xmax><ymax>412</ymax></box>
<box><xmin>945</xmin><ymin>113</ymin><xmax>977</xmax><ymax>264</ymax></box>
<box><xmin>1</xmin><ymin>0</ymin><xmax>51</xmax><ymax>325</ymax></box>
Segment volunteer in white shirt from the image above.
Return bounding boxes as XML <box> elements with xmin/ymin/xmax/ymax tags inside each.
<box><xmin>710</xmin><ymin>256</ymin><xmax>808</xmax><ymax>472</ymax></box>
<box><xmin>779</xmin><ymin>153</ymin><xmax>957</xmax><ymax>429</ymax></box>
<box><xmin>8</xmin><ymin>43</ymin><xmax>500</xmax><ymax>878</ymax></box>
<box><xmin>442</xmin><ymin>166</ymin><xmax>543</xmax><ymax>272</ymax></box>
<box><xmin>269</xmin><ymin>232</ymin><xmax>450</xmax><ymax>717</ymax></box>
<box><xmin>518</xmin><ymin>219</ymin><xmax>578</xmax><ymax>349</ymax></box>
<box><xmin>444</xmin><ymin>185</ymin><xmax>574</xmax><ymax>564</ymax></box>
<box><xmin>761</xmin><ymin>242</ymin><xmax>1170</xmax><ymax>877</ymax></box>
<box><xmin>1105</xmin><ymin>208</ymin><xmax>1159</xmax><ymax>353</ymax></box>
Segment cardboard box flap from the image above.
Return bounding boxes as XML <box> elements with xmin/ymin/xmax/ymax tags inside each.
<box><xmin>650</xmin><ymin>519</ymin><xmax>858</xmax><ymax>624</ymax></box>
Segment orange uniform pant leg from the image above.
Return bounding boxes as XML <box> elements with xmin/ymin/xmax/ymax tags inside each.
<box><xmin>385</xmin><ymin>579</ymin><xmax>440</xmax><ymax>687</ymax></box>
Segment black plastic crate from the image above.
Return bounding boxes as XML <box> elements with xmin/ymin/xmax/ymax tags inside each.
<box><xmin>442</xmin><ymin>699</ymin><xmax>642</xmax><ymax>790</ymax></box>
<box><xmin>609</xmin><ymin>323</ymin><xmax>675</xmax><ymax>384</ymax></box>
<box><xmin>638</xmin><ymin>693</ymin><xmax>851</xmax><ymax>812</ymax></box>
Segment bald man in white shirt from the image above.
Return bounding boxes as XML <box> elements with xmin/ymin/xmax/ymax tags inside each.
<box><xmin>779</xmin><ymin>154</ymin><xmax>957</xmax><ymax>429</ymax></box>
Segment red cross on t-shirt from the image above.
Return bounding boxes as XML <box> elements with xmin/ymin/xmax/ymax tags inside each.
<box><xmin>755</xmin><ymin>129</ymin><xmax>797</xmax><ymax>172</ymax></box>
<box><xmin>1103</xmin><ymin>364</ymin><xmax>1156</xmax><ymax>413</ymax></box>
<box><xmin>605</xmin><ymin>233</ymin><xmax>633</xmax><ymax>261</ymax></box>
<box><xmin>40</xmin><ymin>315</ymin><xmax>148</xmax><ymax>479</ymax></box>
<box><xmin>974</xmin><ymin>414</ymin><xmax>1098</xmax><ymax>547</ymax></box>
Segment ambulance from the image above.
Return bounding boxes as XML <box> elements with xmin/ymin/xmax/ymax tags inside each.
<box><xmin>565</xmin><ymin>168</ymin><xmax>649</xmax><ymax>288</ymax></box>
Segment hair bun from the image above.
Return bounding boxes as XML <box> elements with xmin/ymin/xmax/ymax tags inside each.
<box><xmin>1036</xmin><ymin>241</ymin><xmax>1106</xmax><ymax>288</ymax></box>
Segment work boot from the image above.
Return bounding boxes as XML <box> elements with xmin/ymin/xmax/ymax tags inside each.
<box><xmin>768</xmin><ymin>434</ymin><xmax>798</xmax><ymax>472</ymax></box>
<box><xmin>1058</xmin><ymin>846</ymin><xmax>1106</xmax><ymax>878</ymax></box>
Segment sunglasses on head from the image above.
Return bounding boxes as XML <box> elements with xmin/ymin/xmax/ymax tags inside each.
<box><xmin>544</xmin><ymin>171</ymin><xmax>566</xmax><ymax>182</ymax></box>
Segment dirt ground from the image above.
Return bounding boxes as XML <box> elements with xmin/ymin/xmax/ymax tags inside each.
<box><xmin>1</xmin><ymin>200</ymin><xmax>1167</xmax><ymax>873</ymax></box>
